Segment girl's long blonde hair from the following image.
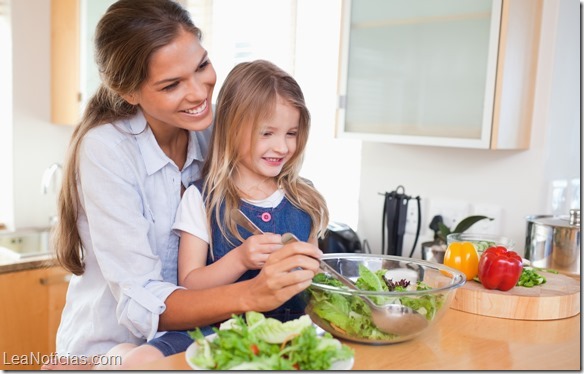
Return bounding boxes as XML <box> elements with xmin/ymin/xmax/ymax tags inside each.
<box><xmin>201</xmin><ymin>60</ymin><xmax>329</xmax><ymax>245</ymax></box>
<box><xmin>54</xmin><ymin>0</ymin><xmax>202</xmax><ymax>275</ymax></box>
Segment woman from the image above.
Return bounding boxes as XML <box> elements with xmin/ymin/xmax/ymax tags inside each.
<box><xmin>47</xmin><ymin>0</ymin><xmax>321</xmax><ymax>368</ymax></box>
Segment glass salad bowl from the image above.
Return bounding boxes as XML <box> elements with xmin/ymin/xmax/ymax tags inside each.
<box><xmin>304</xmin><ymin>253</ymin><xmax>465</xmax><ymax>345</ymax></box>
<box><xmin>446</xmin><ymin>233</ymin><xmax>515</xmax><ymax>254</ymax></box>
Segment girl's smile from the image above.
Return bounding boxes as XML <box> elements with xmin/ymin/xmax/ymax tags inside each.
<box><xmin>235</xmin><ymin>96</ymin><xmax>300</xmax><ymax>200</ymax></box>
<box><xmin>262</xmin><ymin>157</ymin><xmax>285</xmax><ymax>166</ymax></box>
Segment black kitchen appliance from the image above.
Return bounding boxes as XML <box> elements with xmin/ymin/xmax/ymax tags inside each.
<box><xmin>318</xmin><ymin>222</ymin><xmax>362</xmax><ymax>253</ymax></box>
<box><xmin>381</xmin><ymin>185</ymin><xmax>421</xmax><ymax>257</ymax></box>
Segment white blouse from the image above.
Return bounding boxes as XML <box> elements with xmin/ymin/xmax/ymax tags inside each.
<box><xmin>56</xmin><ymin>109</ymin><xmax>212</xmax><ymax>356</ymax></box>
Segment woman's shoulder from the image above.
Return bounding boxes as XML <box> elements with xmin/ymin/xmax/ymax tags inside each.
<box><xmin>83</xmin><ymin>114</ymin><xmax>145</xmax><ymax>150</ymax></box>
<box><xmin>85</xmin><ymin>122</ymin><xmax>124</xmax><ymax>142</ymax></box>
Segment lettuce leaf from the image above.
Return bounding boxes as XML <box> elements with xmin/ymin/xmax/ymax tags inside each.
<box><xmin>187</xmin><ymin>328</ymin><xmax>215</xmax><ymax>369</ymax></box>
<box><xmin>308</xmin><ymin>266</ymin><xmax>445</xmax><ymax>340</ymax></box>
<box><xmin>188</xmin><ymin>312</ymin><xmax>353</xmax><ymax>370</ymax></box>
<box><xmin>246</xmin><ymin>312</ymin><xmax>313</xmax><ymax>344</ymax></box>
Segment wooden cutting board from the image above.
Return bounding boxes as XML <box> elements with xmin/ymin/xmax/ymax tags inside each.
<box><xmin>450</xmin><ymin>271</ymin><xmax>580</xmax><ymax>320</ymax></box>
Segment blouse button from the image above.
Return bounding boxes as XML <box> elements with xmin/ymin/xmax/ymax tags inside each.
<box><xmin>261</xmin><ymin>212</ymin><xmax>271</xmax><ymax>222</ymax></box>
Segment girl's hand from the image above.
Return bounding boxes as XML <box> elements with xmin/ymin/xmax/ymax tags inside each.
<box><xmin>237</xmin><ymin>233</ymin><xmax>283</xmax><ymax>270</ymax></box>
<box><xmin>245</xmin><ymin>241</ymin><xmax>322</xmax><ymax>311</ymax></box>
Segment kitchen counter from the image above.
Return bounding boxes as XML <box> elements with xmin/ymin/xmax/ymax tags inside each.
<box><xmin>0</xmin><ymin>226</ymin><xmax>56</xmax><ymax>274</ymax></box>
<box><xmin>0</xmin><ymin>253</ymin><xmax>57</xmax><ymax>274</ymax></box>
<box><xmin>133</xmin><ymin>308</ymin><xmax>581</xmax><ymax>370</ymax></box>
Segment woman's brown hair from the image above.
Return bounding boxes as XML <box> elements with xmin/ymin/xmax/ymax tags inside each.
<box><xmin>54</xmin><ymin>0</ymin><xmax>202</xmax><ymax>275</ymax></box>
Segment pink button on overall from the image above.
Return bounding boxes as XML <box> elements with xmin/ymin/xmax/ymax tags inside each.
<box><xmin>261</xmin><ymin>212</ymin><xmax>271</xmax><ymax>222</ymax></box>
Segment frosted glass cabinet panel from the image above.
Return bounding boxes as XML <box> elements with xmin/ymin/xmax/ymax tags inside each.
<box><xmin>80</xmin><ymin>0</ymin><xmax>117</xmax><ymax>112</ymax></box>
<box><xmin>337</xmin><ymin>0</ymin><xmax>541</xmax><ymax>149</ymax></box>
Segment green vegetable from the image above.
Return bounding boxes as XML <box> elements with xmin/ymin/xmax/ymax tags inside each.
<box><xmin>532</xmin><ymin>267</ymin><xmax>559</xmax><ymax>274</ymax></box>
<box><xmin>308</xmin><ymin>266</ymin><xmax>444</xmax><ymax>341</ymax></box>
<box><xmin>436</xmin><ymin>215</ymin><xmax>494</xmax><ymax>243</ymax></box>
<box><xmin>473</xmin><ymin>240</ymin><xmax>496</xmax><ymax>253</ymax></box>
<box><xmin>355</xmin><ymin>266</ymin><xmax>388</xmax><ymax>292</ymax></box>
<box><xmin>187</xmin><ymin>312</ymin><xmax>353</xmax><ymax>370</ymax></box>
<box><xmin>517</xmin><ymin>267</ymin><xmax>547</xmax><ymax>287</ymax></box>
<box><xmin>475</xmin><ymin>267</ymin><xmax>550</xmax><ymax>288</ymax></box>
<box><xmin>245</xmin><ymin>311</ymin><xmax>313</xmax><ymax>344</ymax></box>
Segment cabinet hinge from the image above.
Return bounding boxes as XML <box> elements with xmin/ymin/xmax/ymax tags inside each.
<box><xmin>338</xmin><ymin>95</ymin><xmax>346</xmax><ymax>109</ymax></box>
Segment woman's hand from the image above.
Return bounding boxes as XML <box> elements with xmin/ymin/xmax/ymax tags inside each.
<box><xmin>244</xmin><ymin>240</ymin><xmax>322</xmax><ymax>311</ymax></box>
<box><xmin>237</xmin><ymin>233</ymin><xmax>283</xmax><ymax>270</ymax></box>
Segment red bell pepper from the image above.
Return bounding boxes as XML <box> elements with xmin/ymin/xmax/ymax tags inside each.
<box><xmin>478</xmin><ymin>246</ymin><xmax>523</xmax><ymax>291</ymax></box>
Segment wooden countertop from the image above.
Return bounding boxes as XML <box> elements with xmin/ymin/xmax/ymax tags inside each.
<box><xmin>0</xmin><ymin>253</ymin><xmax>57</xmax><ymax>274</ymax></box>
<box><xmin>134</xmin><ymin>308</ymin><xmax>581</xmax><ymax>371</ymax></box>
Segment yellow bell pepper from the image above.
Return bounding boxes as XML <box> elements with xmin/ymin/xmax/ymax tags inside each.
<box><xmin>444</xmin><ymin>241</ymin><xmax>479</xmax><ymax>280</ymax></box>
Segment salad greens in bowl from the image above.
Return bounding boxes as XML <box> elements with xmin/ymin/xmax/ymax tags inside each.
<box><xmin>305</xmin><ymin>253</ymin><xmax>466</xmax><ymax>345</ymax></box>
<box><xmin>186</xmin><ymin>311</ymin><xmax>354</xmax><ymax>370</ymax></box>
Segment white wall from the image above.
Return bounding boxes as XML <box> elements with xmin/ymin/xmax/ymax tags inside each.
<box><xmin>0</xmin><ymin>2</ymin><xmax>13</xmax><ymax>228</ymax></box>
<box><xmin>5</xmin><ymin>0</ymin><xmax>579</xmax><ymax>255</ymax></box>
<box><xmin>10</xmin><ymin>0</ymin><xmax>74</xmax><ymax>229</ymax></box>
<box><xmin>295</xmin><ymin>0</ymin><xmax>362</xmax><ymax>229</ymax></box>
<box><xmin>356</xmin><ymin>0</ymin><xmax>581</xmax><ymax>258</ymax></box>
<box><xmin>6</xmin><ymin>0</ymin><xmax>362</xmax><ymax>231</ymax></box>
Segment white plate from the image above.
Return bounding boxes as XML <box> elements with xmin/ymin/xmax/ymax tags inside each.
<box><xmin>185</xmin><ymin>333</ymin><xmax>354</xmax><ymax>370</ymax></box>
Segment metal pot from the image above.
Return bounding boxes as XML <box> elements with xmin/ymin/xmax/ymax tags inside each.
<box><xmin>421</xmin><ymin>241</ymin><xmax>446</xmax><ymax>263</ymax></box>
<box><xmin>524</xmin><ymin>209</ymin><xmax>581</xmax><ymax>274</ymax></box>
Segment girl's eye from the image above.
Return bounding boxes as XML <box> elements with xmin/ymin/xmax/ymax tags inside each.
<box><xmin>287</xmin><ymin>131</ymin><xmax>298</xmax><ymax>137</ymax></box>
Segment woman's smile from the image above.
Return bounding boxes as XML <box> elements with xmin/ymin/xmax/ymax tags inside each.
<box><xmin>181</xmin><ymin>99</ymin><xmax>209</xmax><ymax>117</ymax></box>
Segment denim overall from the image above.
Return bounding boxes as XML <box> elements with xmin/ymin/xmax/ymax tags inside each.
<box><xmin>194</xmin><ymin>181</ymin><xmax>312</xmax><ymax>322</ymax></box>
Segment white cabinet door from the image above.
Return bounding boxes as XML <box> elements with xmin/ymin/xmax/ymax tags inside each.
<box><xmin>336</xmin><ymin>0</ymin><xmax>540</xmax><ymax>150</ymax></box>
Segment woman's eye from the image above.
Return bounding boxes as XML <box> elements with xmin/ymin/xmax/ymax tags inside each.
<box><xmin>162</xmin><ymin>81</ymin><xmax>179</xmax><ymax>91</ymax></box>
<box><xmin>198</xmin><ymin>59</ymin><xmax>211</xmax><ymax>71</ymax></box>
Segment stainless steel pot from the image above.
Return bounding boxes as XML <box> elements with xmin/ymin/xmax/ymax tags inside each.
<box><xmin>524</xmin><ymin>209</ymin><xmax>581</xmax><ymax>274</ymax></box>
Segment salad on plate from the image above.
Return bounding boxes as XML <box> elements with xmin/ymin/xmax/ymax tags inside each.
<box><xmin>186</xmin><ymin>311</ymin><xmax>354</xmax><ymax>370</ymax></box>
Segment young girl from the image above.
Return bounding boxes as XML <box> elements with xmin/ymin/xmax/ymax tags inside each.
<box><xmin>173</xmin><ymin>59</ymin><xmax>330</xmax><ymax>322</ymax></box>
<box><xmin>44</xmin><ymin>0</ymin><xmax>322</xmax><ymax>370</ymax></box>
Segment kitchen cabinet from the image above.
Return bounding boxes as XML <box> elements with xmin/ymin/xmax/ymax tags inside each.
<box><xmin>336</xmin><ymin>0</ymin><xmax>543</xmax><ymax>149</ymax></box>
<box><xmin>0</xmin><ymin>265</ymin><xmax>70</xmax><ymax>370</ymax></box>
<box><xmin>50</xmin><ymin>0</ymin><xmax>115</xmax><ymax>125</ymax></box>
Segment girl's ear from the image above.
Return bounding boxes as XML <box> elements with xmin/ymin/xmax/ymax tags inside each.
<box><xmin>121</xmin><ymin>92</ymin><xmax>139</xmax><ymax>106</ymax></box>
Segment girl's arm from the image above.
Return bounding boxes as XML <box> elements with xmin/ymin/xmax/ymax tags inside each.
<box><xmin>178</xmin><ymin>230</ymin><xmax>283</xmax><ymax>290</ymax></box>
<box><xmin>308</xmin><ymin>236</ymin><xmax>318</xmax><ymax>246</ymax></box>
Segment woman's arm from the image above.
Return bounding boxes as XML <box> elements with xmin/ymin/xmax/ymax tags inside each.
<box><xmin>78</xmin><ymin>130</ymin><xmax>182</xmax><ymax>341</ymax></box>
<box><xmin>160</xmin><ymin>240</ymin><xmax>322</xmax><ymax>330</ymax></box>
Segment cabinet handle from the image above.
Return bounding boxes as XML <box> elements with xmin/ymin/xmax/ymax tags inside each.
<box><xmin>40</xmin><ymin>274</ymin><xmax>72</xmax><ymax>285</ymax></box>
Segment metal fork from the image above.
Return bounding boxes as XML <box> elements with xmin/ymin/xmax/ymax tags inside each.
<box><xmin>231</xmin><ymin>209</ymin><xmax>299</xmax><ymax>247</ymax></box>
<box><xmin>231</xmin><ymin>208</ymin><xmax>264</xmax><ymax>235</ymax></box>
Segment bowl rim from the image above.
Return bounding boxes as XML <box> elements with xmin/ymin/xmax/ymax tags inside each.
<box><xmin>446</xmin><ymin>233</ymin><xmax>516</xmax><ymax>249</ymax></box>
<box><xmin>311</xmin><ymin>253</ymin><xmax>466</xmax><ymax>297</ymax></box>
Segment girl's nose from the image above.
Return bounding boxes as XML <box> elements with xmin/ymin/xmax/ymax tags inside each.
<box><xmin>272</xmin><ymin>137</ymin><xmax>289</xmax><ymax>154</ymax></box>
